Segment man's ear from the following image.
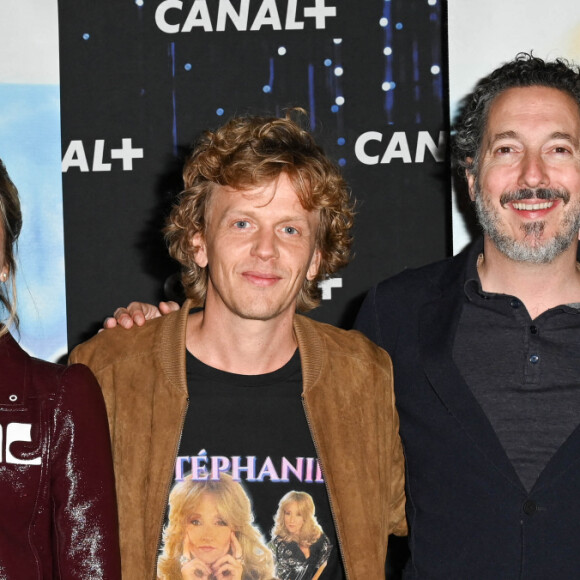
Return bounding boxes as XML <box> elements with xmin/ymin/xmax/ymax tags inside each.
<box><xmin>466</xmin><ymin>158</ymin><xmax>476</xmax><ymax>202</ymax></box>
<box><xmin>191</xmin><ymin>232</ymin><xmax>208</xmax><ymax>268</ymax></box>
<box><xmin>306</xmin><ymin>249</ymin><xmax>322</xmax><ymax>281</ymax></box>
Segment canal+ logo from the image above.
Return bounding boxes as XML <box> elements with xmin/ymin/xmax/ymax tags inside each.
<box><xmin>155</xmin><ymin>0</ymin><xmax>338</xmax><ymax>33</ymax></box>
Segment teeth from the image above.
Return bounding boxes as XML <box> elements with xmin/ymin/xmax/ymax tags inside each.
<box><xmin>512</xmin><ymin>201</ymin><xmax>554</xmax><ymax>211</ymax></box>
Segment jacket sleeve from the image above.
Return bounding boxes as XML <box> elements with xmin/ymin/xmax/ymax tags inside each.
<box><xmin>358</xmin><ymin>291</ymin><xmax>408</xmax><ymax>536</ymax></box>
<box><xmin>49</xmin><ymin>363</ymin><xmax>121</xmax><ymax>579</ymax></box>
<box><xmin>388</xmin><ymin>377</ymin><xmax>407</xmax><ymax>537</ymax></box>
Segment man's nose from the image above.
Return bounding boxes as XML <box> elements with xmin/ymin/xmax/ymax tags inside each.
<box><xmin>251</xmin><ymin>229</ymin><xmax>278</xmax><ymax>260</ymax></box>
<box><xmin>518</xmin><ymin>151</ymin><xmax>549</xmax><ymax>190</ymax></box>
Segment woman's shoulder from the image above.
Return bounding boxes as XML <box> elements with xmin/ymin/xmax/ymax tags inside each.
<box><xmin>310</xmin><ymin>532</ymin><xmax>332</xmax><ymax>552</ymax></box>
<box><xmin>269</xmin><ymin>535</ymin><xmax>289</xmax><ymax>547</ymax></box>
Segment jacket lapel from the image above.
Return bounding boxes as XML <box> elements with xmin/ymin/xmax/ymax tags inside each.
<box><xmin>533</xmin><ymin>420</ymin><xmax>580</xmax><ymax>492</ymax></box>
<box><xmin>418</xmin><ymin>243</ymin><xmax>524</xmax><ymax>490</ymax></box>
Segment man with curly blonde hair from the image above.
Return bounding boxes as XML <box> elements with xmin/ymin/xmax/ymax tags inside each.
<box><xmin>72</xmin><ymin>112</ymin><xmax>406</xmax><ymax>580</ymax></box>
<box><xmin>164</xmin><ymin>112</ymin><xmax>353</xmax><ymax>313</ymax></box>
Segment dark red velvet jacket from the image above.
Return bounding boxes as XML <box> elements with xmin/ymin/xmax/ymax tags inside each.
<box><xmin>0</xmin><ymin>331</ymin><xmax>121</xmax><ymax>579</ymax></box>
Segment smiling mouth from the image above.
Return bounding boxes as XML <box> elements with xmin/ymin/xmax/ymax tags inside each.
<box><xmin>512</xmin><ymin>200</ymin><xmax>555</xmax><ymax>211</ymax></box>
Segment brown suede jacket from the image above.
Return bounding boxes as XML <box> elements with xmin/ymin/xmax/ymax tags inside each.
<box><xmin>70</xmin><ymin>301</ymin><xmax>407</xmax><ymax>580</ymax></box>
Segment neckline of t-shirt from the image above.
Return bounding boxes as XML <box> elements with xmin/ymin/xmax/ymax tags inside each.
<box><xmin>186</xmin><ymin>347</ymin><xmax>302</xmax><ymax>386</ymax></box>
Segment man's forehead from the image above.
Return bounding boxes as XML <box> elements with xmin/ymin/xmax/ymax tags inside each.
<box><xmin>215</xmin><ymin>177</ymin><xmax>313</xmax><ymax>209</ymax></box>
<box><xmin>483</xmin><ymin>86</ymin><xmax>580</xmax><ymax>142</ymax></box>
<box><xmin>203</xmin><ymin>178</ymin><xmax>319</xmax><ymax>228</ymax></box>
<box><xmin>487</xmin><ymin>86</ymin><xmax>580</xmax><ymax>123</ymax></box>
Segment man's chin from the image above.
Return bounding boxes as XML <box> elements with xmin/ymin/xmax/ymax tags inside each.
<box><xmin>235</xmin><ymin>306</ymin><xmax>285</xmax><ymax>322</ymax></box>
<box><xmin>496</xmin><ymin>237</ymin><xmax>573</xmax><ymax>264</ymax></box>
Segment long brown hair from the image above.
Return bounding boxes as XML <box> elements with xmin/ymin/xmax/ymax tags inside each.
<box><xmin>0</xmin><ymin>159</ymin><xmax>22</xmax><ymax>336</ymax></box>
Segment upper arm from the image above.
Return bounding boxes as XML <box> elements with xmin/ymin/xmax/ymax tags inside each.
<box><xmin>50</xmin><ymin>364</ymin><xmax>121</xmax><ymax>578</ymax></box>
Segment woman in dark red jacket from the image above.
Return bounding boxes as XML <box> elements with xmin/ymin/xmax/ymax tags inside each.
<box><xmin>0</xmin><ymin>159</ymin><xmax>121</xmax><ymax>579</ymax></box>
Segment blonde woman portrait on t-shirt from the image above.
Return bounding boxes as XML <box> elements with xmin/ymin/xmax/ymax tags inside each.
<box><xmin>157</xmin><ymin>473</ymin><xmax>276</xmax><ymax>580</ymax></box>
<box><xmin>269</xmin><ymin>491</ymin><xmax>332</xmax><ymax>580</ymax></box>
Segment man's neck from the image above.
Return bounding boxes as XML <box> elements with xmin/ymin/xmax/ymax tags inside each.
<box><xmin>185</xmin><ymin>308</ymin><xmax>298</xmax><ymax>375</ymax></box>
<box><xmin>478</xmin><ymin>237</ymin><xmax>580</xmax><ymax>318</ymax></box>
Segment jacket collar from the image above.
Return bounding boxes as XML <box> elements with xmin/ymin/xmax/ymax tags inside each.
<box><xmin>293</xmin><ymin>314</ymin><xmax>321</xmax><ymax>394</ymax></box>
<box><xmin>160</xmin><ymin>300</ymin><xmax>192</xmax><ymax>394</ymax></box>
<box><xmin>0</xmin><ymin>331</ymin><xmax>29</xmax><ymax>406</ymax></box>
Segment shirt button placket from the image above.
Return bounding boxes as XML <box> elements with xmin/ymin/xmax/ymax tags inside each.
<box><xmin>523</xmin><ymin>499</ymin><xmax>538</xmax><ymax>515</ymax></box>
<box><xmin>528</xmin><ymin>322</ymin><xmax>540</xmax><ymax>370</ymax></box>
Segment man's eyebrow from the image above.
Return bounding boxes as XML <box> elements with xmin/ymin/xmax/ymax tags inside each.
<box><xmin>487</xmin><ymin>131</ymin><xmax>580</xmax><ymax>148</ymax></box>
<box><xmin>551</xmin><ymin>132</ymin><xmax>579</xmax><ymax>147</ymax></box>
<box><xmin>488</xmin><ymin>131</ymin><xmax>518</xmax><ymax>145</ymax></box>
<box><xmin>218</xmin><ymin>209</ymin><xmax>314</xmax><ymax>228</ymax></box>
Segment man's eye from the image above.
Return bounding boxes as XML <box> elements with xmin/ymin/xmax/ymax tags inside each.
<box><xmin>495</xmin><ymin>146</ymin><xmax>513</xmax><ymax>155</ymax></box>
<box><xmin>234</xmin><ymin>220</ymin><xmax>250</xmax><ymax>229</ymax></box>
<box><xmin>283</xmin><ymin>226</ymin><xmax>298</xmax><ymax>235</ymax></box>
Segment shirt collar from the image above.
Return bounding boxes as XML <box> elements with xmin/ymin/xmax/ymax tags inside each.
<box><xmin>462</xmin><ymin>237</ymin><xmax>580</xmax><ymax>313</ymax></box>
<box><xmin>463</xmin><ymin>238</ymin><xmax>487</xmax><ymax>302</ymax></box>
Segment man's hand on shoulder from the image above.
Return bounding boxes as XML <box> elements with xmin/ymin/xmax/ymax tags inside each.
<box><xmin>103</xmin><ymin>301</ymin><xmax>181</xmax><ymax>330</ymax></box>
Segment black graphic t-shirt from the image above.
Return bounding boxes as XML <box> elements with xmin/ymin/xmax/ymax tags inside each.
<box><xmin>156</xmin><ymin>349</ymin><xmax>346</xmax><ymax>580</ymax></box>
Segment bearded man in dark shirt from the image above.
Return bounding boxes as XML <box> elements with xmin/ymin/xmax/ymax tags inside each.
<box><xmin>355</xmin><ymin>53</ymin><xmax>580</xmax><ymax>579</ymax></box>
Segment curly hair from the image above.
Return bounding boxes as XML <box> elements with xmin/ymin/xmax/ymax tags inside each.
<box><xmin>453</xmin><ymin>52</ymin><xmax>580</xmax><ymax>178</ymax></box>
<box><xmin>0</xmin><ymin>159</ymin><xmax>22</xmax><ymax>336</ymax></box>
<box><xmin>165</xmin><ymin>110</ymin><xmax>354</xmax><ymax>312</ymax></box>
<box><xmin>270</xmin><ymin>491</ymin><xmax>323</xmax><ymax>547</ymax></box>
<box><xmin>157</xmin><ymin>474</ymin><xmax>275</xmax><ymax>580</ymax></box>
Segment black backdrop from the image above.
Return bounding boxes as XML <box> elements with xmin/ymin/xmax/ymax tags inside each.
<box><xmin>59</xmin><ymin>0</ymin><xmax>450</xmax><ymax>349</ymax></box>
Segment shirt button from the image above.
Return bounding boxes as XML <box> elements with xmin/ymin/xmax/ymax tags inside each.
<box><xmin>523</xmin><ymin>500</ymin><xmax>537</xmax><ymax>515</ymax></box>
<box><xmin>530</xmin><ymin>325</ymin><xmax>538</xmax><ymax>335</ymax></box>
<box><xmin>510</xmin><ymin>298</ymin><xmax>520</xmax><ymax>308</ymax></box>
<box><xmin>529</xmin><ymin>354</ymin><xmax>539</xmax><ymax>364</ymax></box>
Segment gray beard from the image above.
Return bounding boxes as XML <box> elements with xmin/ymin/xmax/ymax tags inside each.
<box><xmin>474</xmin><ymin>187</ymin><xmax>580</xmax><ymax>264</ymax></box>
